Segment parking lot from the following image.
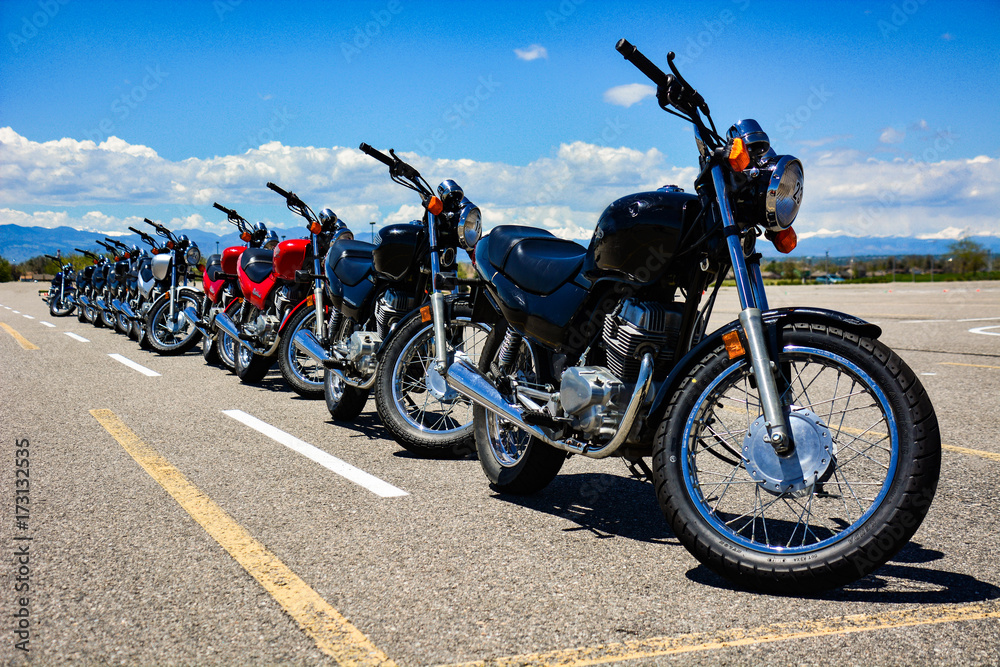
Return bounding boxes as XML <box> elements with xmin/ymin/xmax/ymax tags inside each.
<box><xmin>2</xmin><ymin>280</ymin><xmax>998</xmax><ymax>666</ymax></box>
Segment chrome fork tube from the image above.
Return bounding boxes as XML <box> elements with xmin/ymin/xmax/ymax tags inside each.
<box><xmin>427</xmin><ymin>212</ymin><xmax>449</xmax><ymax>372</ymax></box>
<box><xmin>710</xmin><ymin>165</ymin><xmax>790</xmax><ymax>453</ymax></box>
<box><xmin>311</xmin><ymin>235</ymin><xmax>325</xmax><ymax>341</ymax></box>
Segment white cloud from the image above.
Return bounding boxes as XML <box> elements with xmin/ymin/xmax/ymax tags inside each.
<box><xmin>1</xmin><ymin>127</ymin><xmax>998</xmax><ymax>242</ymax></box>
<box><xmin>603</xmin><ymin>83</ymin><xmax>656</xmax><ymax>108</ymax></box>
<box><xmin>879</xmin><ymin>127</ymin><xmax>906</xmax><ymax>144</ymax></box>
<box><xmin>514</xmin><ymin>44</ymin><xmax>548</xmax><ymax>61</ymax></box>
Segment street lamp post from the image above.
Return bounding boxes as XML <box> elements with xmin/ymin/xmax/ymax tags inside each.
<box><xmin>370</xmin><ymin>221</ymin><xmax>376</xmax><ymax>244</ymax></box>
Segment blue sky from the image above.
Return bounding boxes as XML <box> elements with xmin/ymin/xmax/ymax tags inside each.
<box><xmin>1</xmin><ymin>0</ymin><xmax>998</xmax><ymax>247</ymax></box>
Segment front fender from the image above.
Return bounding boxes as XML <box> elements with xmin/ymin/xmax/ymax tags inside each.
<box><xmin>640</xmin><ymin>307</ymin><xmax>881</xmax><ymax>444</ymax></box>
<box><xmin>278</xmin><ymin>296</ymin><xmax>326</xmax><ymax>334</ymax></box>
<box><xmin>374</xmin><ymin>292</ymin><xmax>472</xmax><ymax>359</ymax></box>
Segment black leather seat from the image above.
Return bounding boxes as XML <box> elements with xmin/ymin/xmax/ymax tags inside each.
<box><xmin>241</xmin><ymin>248</ymin><xmax>273</xmax><ymax>284</ymax></box>
<box><xmin>204</xmin><ymin>253</ymin><xmax>224</xmax><ymax>282</ymax></box>
<box><xmin>329</xmin><ymin>239</ymin><xmax>374</xmax><ymax>287</ymax></box>
<box><xmin>485</xmin><ymin>225</ymin><xmax>586</xmax><ymax>295</ymax></box>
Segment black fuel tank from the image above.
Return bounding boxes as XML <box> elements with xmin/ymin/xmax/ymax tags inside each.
<box><xmin>373</xmin><ymin>222</ymin><xmax>426</xmax><ymax>281</ymax></box>
<box><xmin>584</xmin><ymin>189</ymin><xmax>701</xmax><ymax>284</ymax></box>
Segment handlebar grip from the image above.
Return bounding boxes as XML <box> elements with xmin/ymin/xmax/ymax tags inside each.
<box><xmin>615</xmin><ymin>38</ymin><xmax>672</xmax><ymax>89</ymax></box>
<box><xmin>359</xmin><ymin>142</ymin><xmax>395</xmax><ymax>167</ymax></box>
<box><xmin>127</xmin><ymin>226</ymin><xmax>143</xmax><ymax>235</ymax></box>
<box><xmin>213</xmin><ymin>202</ymin><xmax>232</xmax><ymax>214</ymax></box>
<box><xmin>266</xmin><ymin>182</ymin><xmax>291</xmax><ymax>198</ymax></box>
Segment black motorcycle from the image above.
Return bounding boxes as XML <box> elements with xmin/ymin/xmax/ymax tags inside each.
<box><xmin>43</xmin><ymin>254</ymin><xmax>75</xmax><ymax>317</ymax></box>
<box><xmin>73</xmin><ymin>248</ymin><xmax>105</xmax><ymax>325</ymax></box>
<box><xmin>293</xmin><ymin>144</ymin><xmax>489</xmax><ymax>456</ymax></box>
<box><xmin>423</xmin><ymin>40</ymin><xmax>941</xmax><ymax>594</ymax></box>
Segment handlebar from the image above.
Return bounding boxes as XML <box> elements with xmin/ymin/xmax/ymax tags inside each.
<box><xmin>266</xmin><ymin>182</ymin><xmax>292</xmax><ymax>199</ymax></box>
<box><xmin>359</xmin><ymin>142</ymin><xmax>395</xmax><ymax>168</ymax></box>
<box><xmin>213</xmin><ymin>202</ymin><xmax>232</xmax><ymax>214</ymax></box>
<box><xmin>45</xmin><ymin>254</ymin><xmax>59</xmax><ymax>261</ymax></box>
<box><xmin>615</xmin><ymin>38</ymin><xmax>672</xmax><ymax>89</ymax></box>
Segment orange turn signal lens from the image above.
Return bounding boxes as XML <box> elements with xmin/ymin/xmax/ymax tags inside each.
<box><xmin>728</xmin><ymin>137</ymin><xmax>750</xmax><ymax>172</ymax></box>
<box><xmin>722</xmin><ymin>330</ymin><xmax>746</xmax><ymax>359</ymax></box>
<box><xmin>309</xmin><ymin>221</ymin><xmax>322</xmax><ymax>235</ymax></box>
<box><xmin>306</xmin><ymin>294</ymin><xmax>315</xmax><ymax>306</ymax></box>
<box><xmin>166</xmin><ymin>241</ymin><xmax>175</xmax><ymax>250</ymax></box>
<box><xmin>420</xmin><ymin>305</ymin><xmax>432</xmax><ymax>323</ymax></box>
<box><xmin>772</xmin><ymin>226</ymin><xmax>798</xmax><ymax>254</ymax></box>
<box><xmin>426</xmin><ymin>196</ymin><xmax>444</xmax><ymax>216</ymax></box>
<box><xmin>240</xmin><ymin>232</ymin><xmax>251</xmax><ymax>242</ymax></box>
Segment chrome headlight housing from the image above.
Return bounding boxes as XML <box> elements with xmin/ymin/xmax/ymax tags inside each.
<box><xmin>457</xmin><ymin>201</ymin><xmax>482</xmax><ymax>251</ymax></box>
<box><xmin>332</xmin><ymin>221</ymin><xmax>355</xmax><ymax>244</ymax></box>
<box><xmin>437</xmin><ymin>179</ymin><xmax>464</xmax><ymax>208</ymax></box>
<box><xmin>263</xmin><ymin>231</ymin><xmax>280</xmax><ymax>250</ymax></box>
<box><xmin>764</xmin><ymin>155</ymin><xmax>804</xmax><ymax>231</ymax></box>
<box><xmin>185</xmin><ymin>243</ymin><xmax>201</xmax><ymax>265</ymax></box>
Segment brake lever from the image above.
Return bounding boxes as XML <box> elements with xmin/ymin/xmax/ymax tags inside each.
<box><xmin>666</xmin><ymin>52</ymin><xmax>709</xmax><ymax>115</ymax></box>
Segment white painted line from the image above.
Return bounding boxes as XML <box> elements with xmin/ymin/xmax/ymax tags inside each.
<box><xmin>108</xmin><ymin>353</ymin><xmax>161</xmax><ymax>377</ymax></box>
<box><xmin>959</xmin><ymin>317</ymin><xmax>1000</xmax><ymax>323</ymax></box>
<box><xmin>64</xmin><ymin>332</ymin><xmax>90</xmax><ymax>342</ymax></box>
<box><xmin>222</xmin><ymin>409</ymin><xmax>408</xmax><ymax>498</ymax></box>
<box><xmin>11</xmin><ymin>310</ymin><xmax>20</xmax><ymax>314</ymax></box>
<box><xmin>22</xmin><ymin>314</ymin><xmax>35</xmax><ymax>320</ymax></box>
<box><xmin>40</xmin><ymin>321</ymin><xmax>56</xmax><ymax>328</ymax></box>
<box><xmin>921</xmin><ymin>372</ymin><xmax>937</xmax><ymax>376</ymax></box>
<box><xmin>969</xmin><ymin>326</ymin><xmax>1000</xmax><ymax>337</ymax></box>
<box><xmin>2</xmin><ymin>306</ymin><xmax>10</xmax><ymax>309</ymax></box>
<box><xmin>901</xmin><ymin>319</ymin><xmax>950</xmax><ymax>324</ymax></box>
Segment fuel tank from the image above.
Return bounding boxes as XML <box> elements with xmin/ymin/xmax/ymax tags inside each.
<box><xmin>583</xmin><ymin>189</ymin><xmax>701</xmax><ymax>284</ymax></box>
<box><xmin>221</xmin><ymin>246</ymin><xmax>243</xmax><ymax>275</ymax></box>
<box><xmin>373</xmin><ymin>221</ymin><xmax>425</xmax><ymax>281</ymax></box>
<box><xmin>151</xmin><ymin>253</ymin><xmax>172</xmax><ymax>281</ymax></box>
<box><xmin>273</xmin><ymin>239</ymin><xmax>310</xmax><ymax>281</ymax></box>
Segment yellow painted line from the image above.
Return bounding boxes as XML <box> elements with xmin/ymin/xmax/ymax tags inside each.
<box><xmin>89</xmin><ymin>409</ymin><xmax>395</xmax><ymax>667</ymax></box>
<box><xmin>943</xmin><ymin>443</ymin><xmax>1000</xmax><ymax>462</ymax></box>
<box><xmin>0</xmin><ymin>322</ymin><xmax>39</xmax><ymax>350</ymax></box>
<box><xmin>439</xmin><ymin>602</ymin><xmax>1000</xmax><ymax>667</ymax></box>
<box><xmin>938</xmin><ymin>362</ymin><xmax>1000</xmax><ymax>370</ymax></box>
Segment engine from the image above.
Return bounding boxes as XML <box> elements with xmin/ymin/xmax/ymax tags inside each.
<box><xmin>602</xmin><ymin>299</ymin><xmax>683</xmax><ymax>382</ymax></box>
<box><xmin>375</xmin><ymin>288</ymin><xmax>418</xmax><ymax>338</ymax></box>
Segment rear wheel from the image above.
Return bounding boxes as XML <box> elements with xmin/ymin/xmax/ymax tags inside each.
<box><xmin>473</xmin><ymin>323</ymin><xmax>565</xmax><ymax>492</ymax></box>
<box><xmin>324</xmin><ymin>369</ymin><xmax>370</xmax><ymax>421</ymax></box>
<box><xmin>217</xmin><ymin>330</ymin><xmax>237</xmax><ymax>370</ymax></box>
<box><xmin>115</xmin><ymin>310</ymin><xmax>131</xmax><ymax>335</ymax></box>
<box><xmin>653</xmin><ymin>324</ymin><xmax>940</xmax><ymax>594</ymax></box>
<box><xmin>376</xmin><ymin>313</ymin><xmax>490</xmax><ymax>457</ymax></box>
<box><xmin>235</xmin><ymin>344</ymin><xmax>274</xmax><ymax>383</ymax></box>
<box><xmin>277</xmin><ymin>307</ymin><xmax>325</xmax><ymax>398</ymax></box>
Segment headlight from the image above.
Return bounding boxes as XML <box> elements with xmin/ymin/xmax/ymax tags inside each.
<box><xmin>332</xmin><ymin>227</ymin><xmax>355</xmax><ymax>244</ymax></box>
<box><xmin>185</xmin><ymin>244</ymin><xmax>201</xmax><ymax>265</ymax></box>
<box><xmin>457</xmin><ymin>203</ymin><xmax>482</xmax><ymax>251</ymax></box>
<box><xmin>264</xmin><ymin>231</ymin><xmax>279</xmax><ymax>250</ymax></box>
<box><xmin>764</xmin><ymin>156</ymin><xmax>803</xmax><ymax>231</ymax></box>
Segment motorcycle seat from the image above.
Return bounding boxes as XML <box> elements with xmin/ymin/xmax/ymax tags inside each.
<box><xmin>328</xmin><ymin>239</ymin><xmax>374</xmax><ymax>287</ymax></box>
<box><xmin>240</xmin><ymin>248</ymin><xmax>273</xmax><ymax>284</ymax></box>
<box><xmin>484</xmin><ymin>225</ymin><xmax>586</xmax><ymax>295</ymax></box>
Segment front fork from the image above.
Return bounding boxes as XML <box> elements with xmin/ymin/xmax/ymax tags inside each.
<box><xmin>311</xmin><ymin>236</ymin><xmax>326</xmax><ymax>341</ymax></box>
<box><xmin>426</xmin><ymin>213</ymin><xmax>450</xmax><ymax>371</ymax></box>
<box><xmin>710</xmin><ymin>166</ymin><xmax>792</xmax><ymax>454</ymax></box>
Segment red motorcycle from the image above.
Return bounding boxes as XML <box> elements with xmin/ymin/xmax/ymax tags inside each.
<box><xmin>212</xmin><ymin>182</ymin><xmax>350</xmax><ymax>395</ymax></box>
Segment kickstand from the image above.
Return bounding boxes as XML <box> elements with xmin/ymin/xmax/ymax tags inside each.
<box><xmin>625</xmin><ymin>458</ymin><xmax>654</xmax><ymax>483</ymax></box>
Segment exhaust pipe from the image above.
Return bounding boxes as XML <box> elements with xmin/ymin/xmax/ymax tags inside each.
<box><xmin>65</xmin><ymin>294</ymin><xmax>76</xmax><ymax>306</ymax></box>
<box><xmin>78</xmin><ymin>294</ymin><xmax>91</xmax><ymax>308</ymax></box>
<box><xmin>119</xmin><ymin>301</ymin><xmax>136</xmax><ymax>320</ymax></box>
<box><xmin>444</xmin><ymin>352</ymin><xmax>654</xmax><ymax>459</ymax></box>
<box><xmin>213</xmin><ymin>312</ymin><xmax>252</xmax><ymax>352</ymax></box>
<box><xmin>293</xmin><ymin>329</ymin><xmax>377</xmax><ymax>390</ymax></box>
<box><xmin>179</xmin><ymin>306</ymin><xmax>210</xmax><ymax>338</ymax></box>
<box><xmin>95</xmin><ymin>297</ymin><xmax>107</xmax><ymax>311</ymax></box>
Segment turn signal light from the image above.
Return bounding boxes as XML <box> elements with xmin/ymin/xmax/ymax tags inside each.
<box><xmin>426</xmin><ymin>196</ymin><xmax>444</xmax><ymax>215</ymax></box>
<box><xmin>772</xmin><ymin>226</ymin><xmax>798</xmax><ymax>254</ymax></box>
<box><xmin>728</xmin><ymin>137</ymin><xmax>750</xmax><ymax>172</ymax></box>
<box><xmin>166</xmin><ymin>241</ymin><xmax>175</xmax><ymax>250</ymax></box>
<box><xmin>306</xmin><ymin>294</ymin><xmax>315</xmax><ymax>306</ymax></box>
<box><xmin>309</xmin><ymin>221</ymin><xmax>322</xmax><ymax>235</ymax></box>
<box><xmin>420</xmin><ymin>305</ymin><xmax>432</xmax><ymax>322</ymax></box>
<box><xmin>722</xmin><ymin>330</ymin><xmax>746</xmax><ymax>359</ymax></box>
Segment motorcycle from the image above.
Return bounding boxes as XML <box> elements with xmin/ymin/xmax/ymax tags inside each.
<box><xmin>73</xmin><ymin>248</ymin><xmax>105</xmax><ymax>325</ymax></box>
<box><xmin>43</xmin><ymin>254</ymin><xmax>76</xmax><ymax>317</ymax></box>
<box><xmin>99</xmin><ymin>237</ymin><xmax>139</xmax><ymax>335</ymax></box>
<box><xmin>94</xmin><ymin>239</ymin><xmax>131</xmax><ymax>333</ymax></box>
<box><xmin>139</xmin><ymin>218</ymin><xmax>203</xmax><ymax>355</ymax></box>
<box><xmin>301</xmin><ymin>143</ymin><xmax>489</xmax><ymax>456</ymax></box>
<box><xmin>191</xmin><ymin>203</ymin><xmax>278</xmax><ymax>370</ymax></box>
<box><xmin>125</xmin><ymin>225</ymin><xmax>165</xmax><ymax>347</ymax></box>
<box><xmin>422</xmin><ymin>40</ymin><xmax>941</xmax><ymax>594</ymax></box>
<box><xmin>211</xmin><ymin>183</ymin><xmax>340</xmax><ymax>393</ymax></box>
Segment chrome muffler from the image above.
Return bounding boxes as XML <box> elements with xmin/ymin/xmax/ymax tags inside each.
<box><xmin>213</xmin><ymin>312</ymin><xmax>252</xmax><ymax>352</ymax></box>
<box><xmin>293</xmin><ymin>329</ymin><xmax>376</xmax><ymax>390</ymax></box>
<box><xmin>444</xmin><ymin>352</ymin><xmax>654</xmax><ymax>459</ymax></box>
<box><xmin>179</xmin><ymin>306</ymin><xmax>210</xmax><ymax>338</ymax></box>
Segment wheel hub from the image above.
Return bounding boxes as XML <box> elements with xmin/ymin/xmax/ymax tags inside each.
<box><xmin>743</xmin><ymin>407</ymin><xmax>833</xmax><ymax>496</ymax></box>
<box><xmin>425</xmin><ymin>364</ymin><xmax>459</xmax><ymax>402</ymax></box>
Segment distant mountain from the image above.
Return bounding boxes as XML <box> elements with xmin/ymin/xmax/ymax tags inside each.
<box><xmin>0</xmin><ymin>224</ymin><xmax>293</xmax><ymax>264</ymax></box>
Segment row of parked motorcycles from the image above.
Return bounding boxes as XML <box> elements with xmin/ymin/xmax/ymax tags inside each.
<box><xmin>41</xmin><ymin>41</ymin><xmax>941</xmax><ymax>595</ymax></box>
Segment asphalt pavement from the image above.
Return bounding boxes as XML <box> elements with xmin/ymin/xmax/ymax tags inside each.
<box><xmin>1</xmin><ymin>280</ymin><xmax>998</xmax><ymax>666</ymax></box>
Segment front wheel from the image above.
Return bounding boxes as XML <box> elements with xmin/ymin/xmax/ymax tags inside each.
<box><xmin>375</xmin><ymin>312</ymin><xmax>490</xmax><ymax>457</ymax></box>
<box><xmin>235</xmin><ymin>343</ymin><xmax>274</xmax><ymax>383</ymax></box>
<box><xmin>146</xmin><ymin>293</ymin><xmax>202</xmax><ymax>355</ymax></box>
<box><xmin>277</xmin><ymin>307</ymin><xmax>325</xmax><ymax>398</ymax></box>
<box><xmin>49</xmin><ymin>294</ymin><xmax>74</xmax><ymax>317</ymax></box>
<box><xmin>653</xmin><ymin>323</ymin><xmax>940</xmax><ymax>594</ymax></box>
<box><xmin>324</xmin><ymin>369</ymin><xmax>370</xmax><ymax>421</ymax></box>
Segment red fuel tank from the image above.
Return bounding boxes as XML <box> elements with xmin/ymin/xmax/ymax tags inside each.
<box><xmin>273</xmin><ymin>238</ymin><xmax>310</xmax><ymax>281</ymax></box>
<box><xmin>221</xmin><ymin>245</ymin><xmax>244</xmax><ymax>275</ymax></box>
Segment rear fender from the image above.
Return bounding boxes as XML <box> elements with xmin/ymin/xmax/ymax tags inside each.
<box><xmin>639</xmin><ymin>307</ymin><xmax>882</xmax><ymax>443</ymax></box>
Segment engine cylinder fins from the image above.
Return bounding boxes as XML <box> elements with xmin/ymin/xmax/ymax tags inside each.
<box><xmin>603</xmin><ymin>299</ymin><xmax>684</xmax><ymax>381</ymax></box>
<box><xmin>375</xmin><ymin>288</ymin><xmax>417</xmax><ymax>338</ymax></box>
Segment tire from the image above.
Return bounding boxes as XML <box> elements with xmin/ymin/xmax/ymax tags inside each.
<box><xmin>653</xmin><ymin>323</ymin><xmax>940</xmax><ymax>595</ymax></box>
<box><xmin>375</xmin><ymin>312</ymin><xmax>490</xmax><ymax>457</ymax></box>
<box><xmin>235</xmin><ymin>343</ymin><xmax>274</xmax><ymax>383</ymax></box>
<box><xmin>77</xmin><ymin>304</ymin><xmax>88</xmax><ymax>323</ymax></box>
<box><xmin>87</xmin><ymin>301</ymin><xmax>102</xmax><ymax>327</ymax></box>
<box><xmin>100</xmin><ymin>304</ymin><xmax>116</xmax><ymax>329</ymax></box>
<box><xmin>146</xmin><ymin>293</ymin><xmax>202</xmax><ymax>355</ymax></box>
<box><xmin>202</xmin><ymin>333</ymin><xmax>219</xmax><ymax>364</ymax></box>
<box><xmin>49</xmin><ymin>294</ymin><xmax>74</xmax><ymax>317</ymax></box>
<box><xmin>115</xmin><ymin>310</ymin><xmax>131</xmax><ymax>335</ymax></box>
<box><xmin>217</xmin><ymin>330</ymin><xmax>237</xmax><ymax>370</ymax></box>
<box><xmin>473</xmin><ymin>322</ymin><xmax>565</xmax><ymax>492</ymax></box>
<box><xmin>324</xmin><ymin>369</ymin><xmax>370</xmax><ymax>421</ymax></box>
<box><xmin>277</xmin><ymin>307</ymin><xmax>325</xmax><ymax>398</ymax></box>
